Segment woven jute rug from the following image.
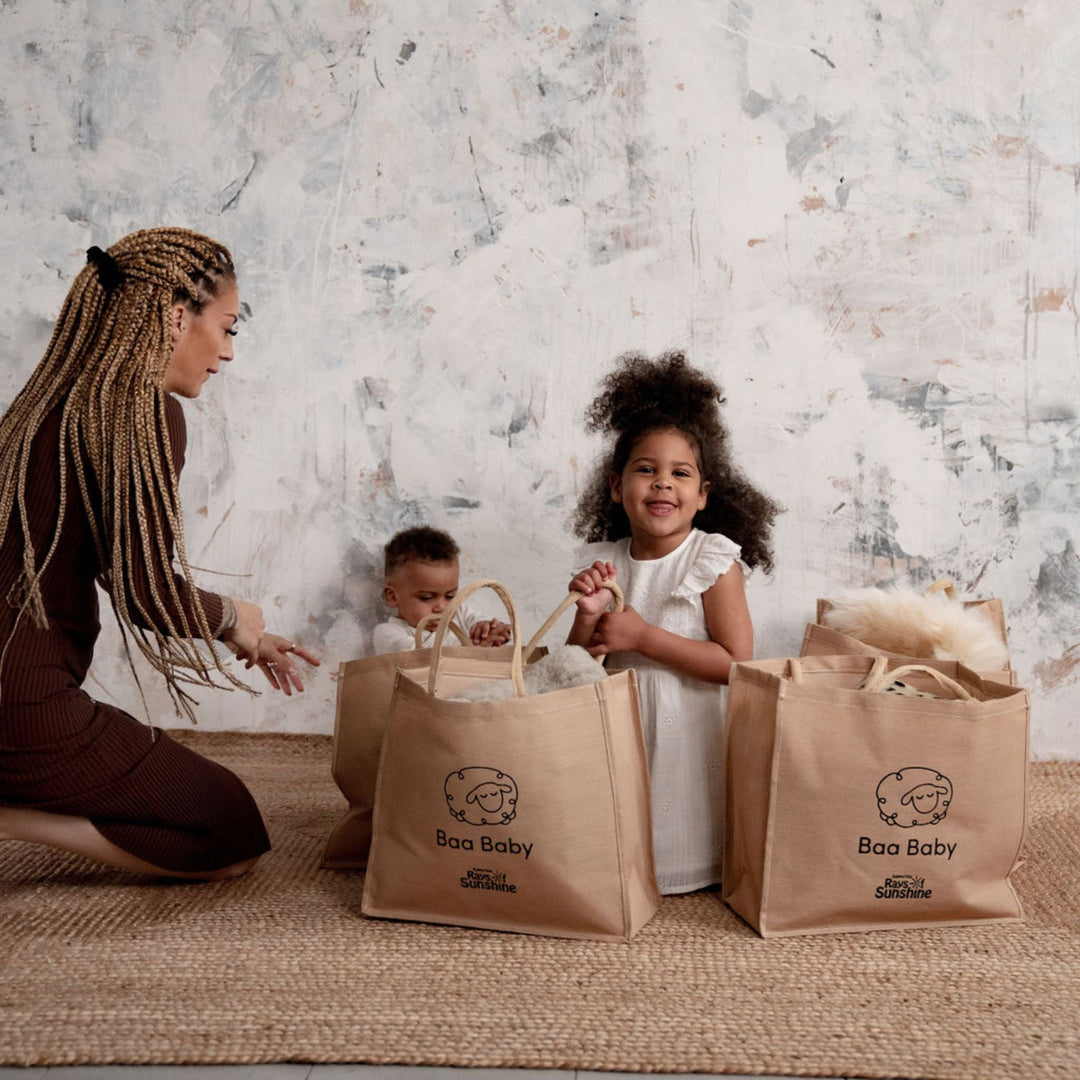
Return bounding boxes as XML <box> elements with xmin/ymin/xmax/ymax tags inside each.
<box><xmin>0</xmin><ymin>732</ymin><xmax>1075</xmax><ymax>1079</ymax></box>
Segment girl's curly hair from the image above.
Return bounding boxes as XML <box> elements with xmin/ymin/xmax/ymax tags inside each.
<box><xmin>572</xmin><ymin>350</ymin><xmax>782</xmax><ymax>572</ymax></box>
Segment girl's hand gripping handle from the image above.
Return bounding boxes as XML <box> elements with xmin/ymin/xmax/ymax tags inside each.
<box><xmin>569</xmin><ymin>560</ymin><xmax>617</xmax><ymax>617</ymax></box>
<box><xmin>566</xmin><ymin>561</ymin><xmax>618</xmax><ymax>649</ymax></box>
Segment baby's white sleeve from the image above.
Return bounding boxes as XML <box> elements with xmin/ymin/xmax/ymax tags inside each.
<box><xmin>372</xmin><ymin>619</ymin><xmax>417</xmax><ymax>655</ymax></box>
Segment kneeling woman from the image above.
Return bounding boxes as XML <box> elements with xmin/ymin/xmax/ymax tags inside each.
<box><xmin>0</xmin><ymin>228</ymin><xmax>318</xmax><ymax>879</ymax></box>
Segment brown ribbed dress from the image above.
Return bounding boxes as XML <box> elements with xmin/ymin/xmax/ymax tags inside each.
<box><xmin>0</xmin><ymin>395</ymin><xmax>270</xmax><ymax>872</ymax></box>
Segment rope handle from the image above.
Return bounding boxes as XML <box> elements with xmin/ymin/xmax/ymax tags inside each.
<box><xmin>414</xmin><ymin>613</ymin><xmax>469</xmax><ymax>649</ymax></box>
<box><xmin>785</xmin><ymin>656</ymin><xmax>973</xmax><ymax>701</ymax></box>
<box><xmin>427</xmin><ymin>580</ymin><xmax>524</xmax><ymax>697</ymax></box>
<box><xmin>522</xmin><ymin>579</ymin><xmax>625</xmax><ymax>665</ymax></box>
<box><xmin>861</xmin><ymin>656</ymin><xmax>973</xmax><ymax>700</ymax></box>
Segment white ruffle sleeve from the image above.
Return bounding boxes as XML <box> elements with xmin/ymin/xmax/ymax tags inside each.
<box><xmin>672</xmin><ymin>531</ymin><xmax>747</xmax><ymax>601</ymax></box>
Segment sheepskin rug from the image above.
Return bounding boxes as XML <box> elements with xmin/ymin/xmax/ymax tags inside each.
<box><xmin>822</xmin><ymin>586</ymin><xmax>1009</xmax><ymax>671</ymax></box>
<box><xmin>451</xmin><ymin>644</ymin><xmax>607</xmax><ymax>702</ymax></box>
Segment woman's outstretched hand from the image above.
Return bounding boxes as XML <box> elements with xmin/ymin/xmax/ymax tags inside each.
<box><xmin>241</xmin><ymin>633</ymin><xmax>321</xmax><ymax>695</ymax></box>
<box><xmin>222</xmin><ymin>601</ymin><xmax>320</xmax><ymax>695</ymax></box>
<box><xmin>224</xmin><ymin>599</ymin><xmax>265</xmax><ymax>658</ymax></box>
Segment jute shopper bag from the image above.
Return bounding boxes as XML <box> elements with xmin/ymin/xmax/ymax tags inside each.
<box><xmin>803</xmin><ymin>578</ymin><xmax>1016</xmax><ymax>684</ymax></box>
<box><xmin>362</xmin><ymin>580</ymin><xmax>660</xmax><ymax>941</ymax></box>
<box><xmin>723</xmin><ymin>654</ymin><xmax>1029</xmax><ymax>937</ymax></box>
<box><xmin>323</xmin><ymin>614</ymin><xmax>514</xmax><ymax>869</ymax></box>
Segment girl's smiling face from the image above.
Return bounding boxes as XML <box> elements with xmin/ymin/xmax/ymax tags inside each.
<box><xmin>611</xmin><ymin>428</ymin><xmax>710</xmax><ymax>558</ymax></box>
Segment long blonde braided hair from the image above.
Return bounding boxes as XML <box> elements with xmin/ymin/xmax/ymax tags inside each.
<box><xmin>0</xmin><ymin>227</ymin><xmax>250</xmax><ymax>718</ymax></box>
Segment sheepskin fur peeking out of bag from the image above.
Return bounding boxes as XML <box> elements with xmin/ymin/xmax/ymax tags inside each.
<box><xmin>451</xmin><ymin>645</ymin><xmax>608</xmax><ymax>702</ymax></box>
<box><xmin>822</xmin><ymin>587</ymin><xmax>1009</xmax><ymax>671</ymax></box>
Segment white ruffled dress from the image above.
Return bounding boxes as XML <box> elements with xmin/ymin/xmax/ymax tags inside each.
<box><xmin>575</xmin><ymin>528</ymin><xmax>746</xmax><ymax>894</ymax></box>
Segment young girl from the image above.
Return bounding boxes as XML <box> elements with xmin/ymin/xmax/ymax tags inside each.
<box><xmin>567</xmin><ymin>351</ymin><xmax>780</xmax><ymax>894</ymax></box>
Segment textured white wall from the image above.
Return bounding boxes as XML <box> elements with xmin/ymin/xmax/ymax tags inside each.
<box><xmin>1</xmin><ymin>0</ymin><xmax>1077</xmax><ymax>758</ymax></box>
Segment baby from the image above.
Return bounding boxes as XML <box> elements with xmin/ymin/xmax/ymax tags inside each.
<box><xmin>372</xmin><ymin>526</ymin><xmax>512</xmax><ymax>655</ymax></box>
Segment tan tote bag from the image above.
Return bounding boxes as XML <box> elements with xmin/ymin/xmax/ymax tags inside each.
<box><xmin>802</xmin><ymin>578</ymin><xmax>1016</xmax><ymax>684</ymax></box>
<box><xmin>323</xmin><ymin>614</ymin><xmax>515</xmax><ymax>869</ymax></box>
<box><xmin>362</xmin><ymin>580</ymin><xmax>660</xmax><ymax>941</ymax></box>
<box><xmin>723</xmin><ymin>654</ymin><xmax>1029</xmax><ymax>937</ymax></box>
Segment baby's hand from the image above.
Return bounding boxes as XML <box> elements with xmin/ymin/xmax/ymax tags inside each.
<box><xmin>570</xmin><ymin>560</ymin><xmax>616</xmax><ymax>618</ymax></box>
<box><xmin>471</xmin><ymin>618</ymin><xmax>512</xmax><ymax>647</ymax></box>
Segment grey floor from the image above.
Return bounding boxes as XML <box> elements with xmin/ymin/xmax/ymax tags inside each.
<box><xmin>0</xmin><ymin>1066</ymin><xmax>860</xmax><ymax>1079</ymax></box>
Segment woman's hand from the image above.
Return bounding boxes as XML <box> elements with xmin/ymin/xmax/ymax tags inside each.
<box><xmin>242</xmin><ymin>634</ymin><xmax>321</xmax><ymax>695</ymax></box>
<box><xmin>222</xmin><ymin>599</ymin><xmax>265</xmax><ymax>657</ymax></box>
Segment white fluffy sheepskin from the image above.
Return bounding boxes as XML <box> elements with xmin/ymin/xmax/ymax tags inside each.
<box><xmin>451</xmin><ymin>645</ymin><xmax>607</xmax><ymax>702</ymax></box>
<box><xmin>822</xmin><ymin>587</ymin><xmax>1009</xmax><ymax>670</ymax></box>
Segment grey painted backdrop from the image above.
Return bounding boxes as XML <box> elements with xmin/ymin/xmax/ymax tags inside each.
<box><xmin>2</xmin><ymin>0</ymin><xmax>1077</xmax><ymax>757</ymax></box>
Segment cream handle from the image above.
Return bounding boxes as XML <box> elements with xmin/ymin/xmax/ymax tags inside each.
<box><xmin>861</xmin><ymin>655</ymin><xmax>973</xmax><ymax>701</ymax></box>
<box><xmin>925</xmin><ymin>577</ymin><xmax>959</xmax><ymax>602</ymax></box>
<box><xmin>427</xmin><ymin>580</ymin><xmax>524</xmax><ymax>697</ymax></box>
<box><xmin>522</xmin><ymin>579</ymin><xmax>624</xmax><ymax>665</ymax></box>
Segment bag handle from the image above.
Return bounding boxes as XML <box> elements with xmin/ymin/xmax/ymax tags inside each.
<box><xmin>427</xmin><ymin>579</ymin><xmax>525</xmax><ymax>697</ymax></box>
<box><xmin>414</xmin><ymin>613</ymin><xmax>469</xmax><ymax>648</ymax></box>
<box><xmin>925</xmin><ymin>577</ymin><xmax>959</xmax><ymax>602</ymax></box>
<box><xmin>522</xmin><ymin>579</ymin><xmax>625</xmax><ymax>665</ymax></box>
<box><xmin>861</xmin><ymin>655</ymin><xmax>974</xmax><ymax>701</ymax></box>
<box><xmin>786</xmin><ymin>656</ymin><xmax>974</xmax><ymax>701</ymax></box>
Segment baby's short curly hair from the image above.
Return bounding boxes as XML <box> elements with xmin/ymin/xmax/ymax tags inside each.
<box><xmin>384</xmin><ymin>526</ymin><xmax>460</xmax><ymax>577</ymax></box>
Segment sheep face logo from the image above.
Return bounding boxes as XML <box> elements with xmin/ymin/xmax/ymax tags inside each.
<box><xmin>876</xmin><ymin>767</ymin><xmax>953</xmax><ymax>828</ymax></box>
<box><xmin>445</xmin><ymin>767</ymin><xmax>518</xmax><ymax>826</ymax></box>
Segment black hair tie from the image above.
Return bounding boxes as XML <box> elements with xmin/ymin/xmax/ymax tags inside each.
<box><xmin>86</xmin><ymin>246</ymin><xmax>124</xmax><ymax>294</ymax></box>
